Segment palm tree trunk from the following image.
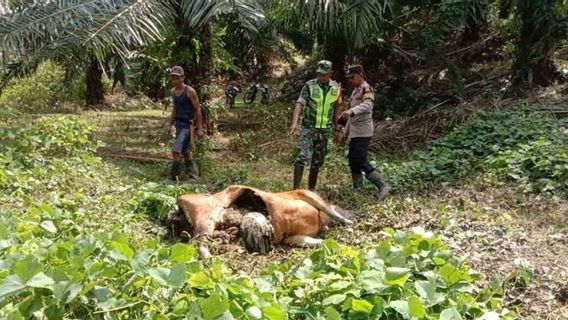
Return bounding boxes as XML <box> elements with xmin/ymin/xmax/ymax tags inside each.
<box><xmin>86</xmin><ymin>57</ymin><xmax>104</xmax><ymax>106</ymax></box>
<box><xmin>507</xmin><ymin>0</ymin><xmax>559</xmax><ymax>96</ymax></box>
<box><xmin>196</xmin><ymin>22</ymin><xmax>214</xmax><ymax>134</ymax></box>
<box><xmin>325</xmin><ymin>40</ymin><xmax>347</xmax><ymax>85</ymax></box>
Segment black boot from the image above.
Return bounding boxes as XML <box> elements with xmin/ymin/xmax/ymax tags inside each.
<box><xmin>366</xmin><ymin>170</ymin><xmax>391</xmax><ymax>200</ymax></box>
<box><xmin>293</xmin><ymin>165</ymin><xmax>304</xmax><ymax>189</ymax></box>
<box><xmin>308</xmin><ymin>167</ymin><xmax>319</xmax><ymax>191</ymax></box>
<box><xmin>352</xmin><ymin>172</ymin><xmax>363</xmax><ymax>192</ymax></box>
<box><xmin>170</xmin><ymin>161</ymin><xmax>182</xmax><ymax>182</ymax></box>
<box><xmin>183</xmin><ymin>153</ymin><xmax>200</xmax><ymax>179</ymax></box>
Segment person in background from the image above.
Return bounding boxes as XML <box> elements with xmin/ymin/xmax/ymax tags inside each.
<box><xmin>339</xmin><ymin>64</ymin><xmax>391</xmax><ymax>200</ymax></box>
<box><xmin>164</xmin><ymin>65</ymin><xmax>204</xmax><ymax>182</ymax></box>
<box><xmin>289</xmin><ymin>60</ymin><xmax>342</xmax><ymax>191</ymax></box>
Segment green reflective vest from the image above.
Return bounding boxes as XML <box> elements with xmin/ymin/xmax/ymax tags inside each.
<box><xmin>302</xmin><ymin>80</ymin><xmax>340</xmax><ymax>129</ymax></box>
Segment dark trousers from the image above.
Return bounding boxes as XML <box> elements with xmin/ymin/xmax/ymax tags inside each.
<box><xmin>348</xmin><ymin>137</ymin><xmax>375</xmax><ymax>175</ymax></box>
<box><xmin>172</xmin><ymin>120</ymin><xmax>193</xmax><ymax>154</ymax></box>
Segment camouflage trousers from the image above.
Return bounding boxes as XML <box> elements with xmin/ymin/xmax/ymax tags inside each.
<box><xmin>294</xmin><ymin>128</ymin><xmax>331</xmax><ymax>168</ymax></box>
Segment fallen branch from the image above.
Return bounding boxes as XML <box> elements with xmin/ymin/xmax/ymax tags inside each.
<box><xmin>390</xmin><ymin>43</ymin><xmax>426</xmax><ymax>62</ymax></box>
<box><xmin>100</xmin><ymin>153</ymin><xmax>171</xmax><ymax>162</ymax></box>
<box><xmin>464</xmin><ymin>73</ymin><xmax>507</xmax><ymax>90</ymax></box>
<box><xmin>411</xmin><ymin>99</ymin><xmax>453</xmax><ymax>120</ymax></box>
<box><xmin>93</xmin><ymin>301</ymin><xmax>145</xmax><ymax>314</ymax></box>
<box><xmin>446</xmin><ymin>34</ymin><xmax>496</xmax><ymax>57</ymax></box>
<box><xmin>258</xmin><ymin>138</ymin><xmax>288</xmax><ymax>148</ymax></box>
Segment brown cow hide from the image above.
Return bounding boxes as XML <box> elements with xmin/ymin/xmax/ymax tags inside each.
<box><xmin>166</xmin><ymin>185</ymin><xmax>353</xmax><ymax>255</ymax></box>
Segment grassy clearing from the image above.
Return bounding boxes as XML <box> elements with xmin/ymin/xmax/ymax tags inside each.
<box><xmin>1</xmin><ymin>99</ymin><xmax>567</xmax><ymax>318</ymax></box>
<box><xmin>80</xmin><ymin>101</ymin><xmax>568</xmax><ymax>318</ymax></box>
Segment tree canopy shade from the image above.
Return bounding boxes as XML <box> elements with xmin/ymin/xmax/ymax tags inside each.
<box><xmin>0</xmin><ymin>0</ymin><xmax>266</xmax><ymax>104</ymax></box>
<box><xmin>0</xmin><ymin>0</ymin><xmax>265</xmax><ymax>60</ymax></box>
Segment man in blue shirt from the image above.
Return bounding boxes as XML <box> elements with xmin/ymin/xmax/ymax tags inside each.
<box><xmin>164</xmin><ymin>66</ymin><xmax>205</xmax><ymax>182</ymax></box>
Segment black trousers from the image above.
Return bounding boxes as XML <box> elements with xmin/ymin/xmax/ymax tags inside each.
<box><xmin>348</xmin><ymin>137</ymin><xmax>375</xmax><ymax>175</ymax></box>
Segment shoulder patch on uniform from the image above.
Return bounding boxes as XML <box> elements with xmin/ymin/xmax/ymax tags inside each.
<box><xmin>362</xmin><ymin>85</ymin><xmax>374</xmax><ymax>100</ymax></box>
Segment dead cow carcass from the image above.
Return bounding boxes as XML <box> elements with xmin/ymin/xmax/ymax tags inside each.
<box><xmin>166</xmin><ymin>185</ymin><xmax>354</xmax><ymax>255</ymax></box>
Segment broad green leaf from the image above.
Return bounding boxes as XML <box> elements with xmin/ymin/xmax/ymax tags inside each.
<box><xmin>262</xmin><ymin>304</ymin><xmax>286</xmax><ymax>320</ymax></box>
<box><xmin>440</xmin><ymin>307</ymin><xmax>463</xmax><ymax>320</ymax></box>
<box><xmin>170</xmin><ymin>243</ymin><xmax>195</xmax><ymax>262</ymax></box>
<box><xmin>408</xmin><ymin>296</ymin><xmax>426</xmax><ymax>318</ymax></box>
<box><xmin>324</xmin><ymin>306</ymin><xmax>341</xmax><ymax>320</ymax></box>
<box><xmin>0</xmin><ymin>275</ymin><xmax>25</xmax><ymax>300</ymax></box>
<box><xmin>148</xmin><ymin>267</ymin><xmax>170</xmax><ymax>286</ymax></box>
<box><xmin>329</xmin><ymin>280</ymin><xmax>352</xmax><ymax>291</ymax></box>
<box><xmin>13</xmin><ymin>256</ymin><xmax>42</xmax><ymax>282</ymax></box>
<box><xmin>450</xmin><ymin>281</ymin><xmax>473</xmax><ymax>293</ymax></box>
<box><xmin>53</xmin><ymin>281</ymin><xmax>69</xmax><ymax>302</ymax></box>
<box><xmin>26</xmin><ymin>272</ymin><xmax>54</xmax><ymax>289</ymax></box>
<box><xmin>323</xmin><ymin>239</ymin><xmax>340</xmax><ymax>251</ymax></box>
<box><xmin>389</xmin><ymin>300</ymin><xmax>410</xmax><ymax>319</ymax></box>
<box><xmin>173</xmin><ymin>299</ymin><xmax>190</xmax><ymax>317</ymax></box>
<box><xmin>111</xmin><ymin>241</ymin><xmax>134</xmax><ymax>260</ymax></box>
<box><xmin>188</xmin><ymin>272</ymin><xmax>214</xmax><ymax>289</ymax></box>
<box><xmin>168</xmin><ymin>263</ymin><xmax>187</xmax><ymax>288</ymax></box>
<box><xmin>357</xmin><ymin>270</ymin><xmax>386</xmax><ymax>294</ymax></box>
<box><xmin>40</xmin><ymin>220</ymin><xmax>57</xmax><ymax>233</ymax></box>
<box><xmin>385</xmin><ymin>267</ymin><xmax>410</xmax><ymax>286</ymax></box>
<box><xmin>66</xmin><ymin>283</ymin><xmax>83</xmax><ymax>303</ymax></box>
<box><xmin>415</xmin><ymin>279</ymin><xmax>445</xmax><ymax>306</ymax></box>
<box><xmin>93</xmin><ymin>286</ymin><xmax>111</xmax><ymax>302</ymax></box>
<box><xmin>376</xmin><ymin>241</ymin><xmax>391</xmax><ymax>258</ymax></box>
<box><xmin>438</xmin><ymin>264</ymin><xmax>471</xmax><ymax>285</ymax></box>
<box><xmin>200</xmin><ymin>293</ymin><xmax>229</xmax><ymax>319</ymax></box>
<box><xmin>322</xmin><ymin>294</ymin><xmax>346</xmax><ymax>306</ymax></box>
<box><xmin>394</xmin><ymin>230</ymin><xmax>408</xmax><ymax>243</ymax></box>
<box><xmin>351</xmin><ymin>299</ymin><xmax>373</xmax><ymax>314</ymax></box>
<box><xmin>130</xmin><ymin>251</ymin><xmax>150</xmax><ymax>274</ymax></box>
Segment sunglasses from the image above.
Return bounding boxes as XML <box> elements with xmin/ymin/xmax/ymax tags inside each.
<box><xmin>170</xmin><ymin>75</ymin><xmax>182</xmax><ymax>79</ymax></box>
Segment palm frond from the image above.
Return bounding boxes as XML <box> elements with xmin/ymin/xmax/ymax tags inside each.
<box><xmin>292</xmin><ymin>0</ymin><xmax>391</xmax><ymax>49</ymax></box>
<box><xmin>180</xmin><ymin>0</ymin><xmax>265</xmax><ymax>32</ymax></box>
<box><xmin>0</xmin><ymin>0</ymin><xmax>173</xmax><ymax>60</ymax></box>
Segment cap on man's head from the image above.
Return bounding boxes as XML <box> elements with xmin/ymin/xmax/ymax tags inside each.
<box><xmin>170</xmin><ymin>65</ymin><xmax>184</xmax><ymax>76</ymax></box>
<box><xmin>316</xmin><ymin>60</ymin><xmax>333</xmax><ymax>74</ymax></box>
<box><xmin>345</xmin><ymin>64</ymin><xmax>364</xmax><ymax>78</ymax></box>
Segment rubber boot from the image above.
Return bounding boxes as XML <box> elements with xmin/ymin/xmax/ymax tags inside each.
<box><xmin>170</xmin><ymin>161</ymin><xmax>182</xmax><ymax>182</ymax></box>
<box><xmin>183</xmin><ymin>153</ymin><xmax>200</xmax><ymax>179</ymax></box>
<box><xmin>293</xmin><ymin>165</ymin><xmax>304</xmax><ymax>189</ymax></box>
<box><xmin>366</xmin><ymin>170</ymin><xmax>391</xmax><ymax>201</ymax></box>
<box><xmin>352</xmin><ymin>172</ymin><xmax>363</xmax><ymax>192</ymax></box>
<box><xmin>308</xmin><ymin>167</ymin><xmax>319</xmax><ymax>191</ymax></box>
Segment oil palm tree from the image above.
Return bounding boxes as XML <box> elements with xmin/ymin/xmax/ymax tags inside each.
<box><xmin>0</xmin><ymin>0</ymin><xmax>266</xmax><ymax>105</ymax></box>
<box><xmin>281</xmin><ymin>0</ymin><xmax>393</xmax><ymax>80</ymax></box>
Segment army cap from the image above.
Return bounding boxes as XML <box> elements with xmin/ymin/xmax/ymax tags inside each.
<box><xmin>316</xmin><ymin>60</ymin><xmax>333</xmax><ymax>74</ymax></box>
<box><xmin>345</xmin><ymin>64</ymin><xmax>364</xmax><ymax>78</ymax></box>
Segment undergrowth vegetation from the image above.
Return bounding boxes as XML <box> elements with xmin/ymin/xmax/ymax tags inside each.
<box><xmin>379</xmin><ymin>108</ymin><xmax>568</xmax><ymax>197</ymax></box>
<box><xmin>0</xmin><ymin>109</ymin><xmax>515</xmax><ymax>318</ymax></box>
<box><xmin>0</xmin><ymin>62</ymin><xmax>83</xmax><ymax>112</ymax></box>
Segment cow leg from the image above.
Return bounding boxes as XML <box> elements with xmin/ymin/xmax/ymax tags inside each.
<box><xmin>283</xmin><ymin>235</ymin><xmax>323</xmax><ymax>248</ymax></box>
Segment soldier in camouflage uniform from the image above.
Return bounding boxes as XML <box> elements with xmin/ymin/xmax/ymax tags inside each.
<box><xmin>289</xmin><ymin>60</ymin><xmax>343</xmax><ymax>191</ymax></box>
